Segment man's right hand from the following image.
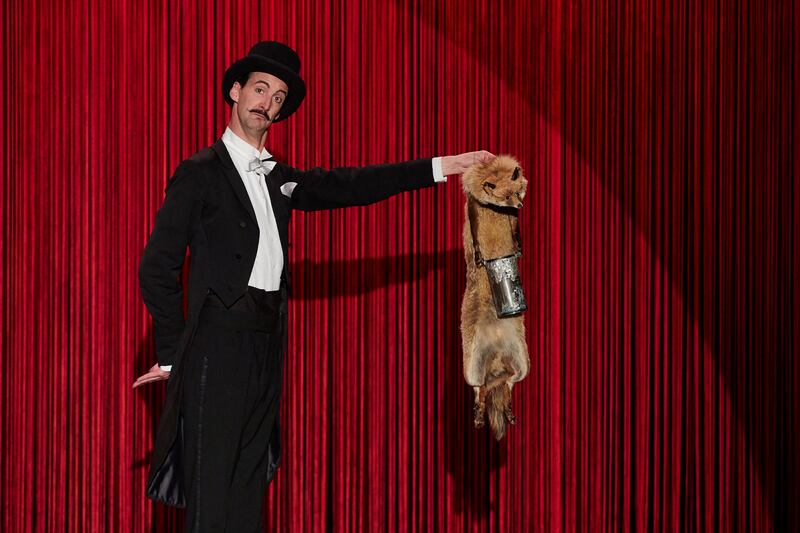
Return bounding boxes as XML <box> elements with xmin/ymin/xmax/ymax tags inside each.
<box><xmin>133</xmin><ymin>363</ymin><xmax>171</xmax><ymax>388</ymax></box>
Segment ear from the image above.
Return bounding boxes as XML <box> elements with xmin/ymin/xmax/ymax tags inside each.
<box><xmin>483</xmin><ymin>181</ymin><xmax>496</xmax><ymax>190</ymax></box>
<box><xmin>511</xmin><ymin>167</ymin><xmax>520</xmax><ymax>181</ymax></box>
<box><xmin>229</xmin><ymin>82</ymin><xmax>241</xmax><ymax>104</ymax></box>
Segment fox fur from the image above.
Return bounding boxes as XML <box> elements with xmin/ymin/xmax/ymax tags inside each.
<box><xmin>460</xmin><ymin>155</ymin><xmax>530</xmax><ymax>440</ymax></box>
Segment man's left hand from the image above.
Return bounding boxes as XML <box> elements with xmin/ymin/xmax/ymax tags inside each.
<box><xmin>441</xmin><ymin>150</ymin><xmax>496</xmax><ymax>176</ymax></box>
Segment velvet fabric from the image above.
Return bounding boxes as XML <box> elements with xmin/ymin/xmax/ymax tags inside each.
<box><xmin>1</xmin><ymin>0</ymin><xmax>797</xmax><ymax>531</ymax></box>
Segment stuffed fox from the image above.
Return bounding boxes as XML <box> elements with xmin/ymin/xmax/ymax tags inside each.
<box><xmin>460</xmin><ymin>155</ymin><xmax>529</xmax><ymax>440</ymax></box>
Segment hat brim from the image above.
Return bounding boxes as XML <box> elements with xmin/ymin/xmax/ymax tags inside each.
<box><xmin>222</xmin><ymin>55</ymin><xmax>306</xmax><ymax>122</ymax></box>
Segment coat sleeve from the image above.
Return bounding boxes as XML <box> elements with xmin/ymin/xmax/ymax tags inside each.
<box><xmin>138</xmin><ymin>162</ymin><xmax>205</xmax><ymax>366</ymax></box>
<box><xmin>285</xmin><ymin>157</ymin><xmax>436</xmax><ymax>212</ymax></box>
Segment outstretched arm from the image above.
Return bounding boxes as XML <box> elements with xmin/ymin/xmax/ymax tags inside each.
<box><xmin>285</xmin><ymin>151</ymin><xmax>495</xmax><ymax>211</ymax></box>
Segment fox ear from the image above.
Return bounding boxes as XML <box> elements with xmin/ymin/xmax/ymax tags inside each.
<box><xmin>511</xmin><ymin>167</ymin><xmax>520</xmax><ymax>181</ymax></box>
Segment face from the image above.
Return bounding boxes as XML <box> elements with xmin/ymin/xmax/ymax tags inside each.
<box><xmin>479</xmin><ymin>163</ymin><xmax>527</xmax><ymax>209</ymax></box>
<box><xmin>229</xmin><ymin>71</ymin><xmax>289</xmax><ymax>135</ymax></box>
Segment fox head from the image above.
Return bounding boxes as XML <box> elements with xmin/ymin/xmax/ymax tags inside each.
<box><xmin>462</xmin><ymin>155</ymin><xmax>527</xmax><ymax>209</ymax></box>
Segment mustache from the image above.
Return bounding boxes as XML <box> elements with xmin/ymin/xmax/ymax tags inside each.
<box><xmin>249</xmin><ymin>108</ymin><xmax>273</xmax><ymax>122</ymax></box>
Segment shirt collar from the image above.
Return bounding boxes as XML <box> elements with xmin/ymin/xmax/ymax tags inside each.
<box><xmin>222</xmin><ymin>127</ymin><xmax>273</xmax><ymax>166</ymax></box>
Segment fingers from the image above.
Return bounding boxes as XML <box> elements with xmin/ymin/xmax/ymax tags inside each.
<box><xmin>468</xmin><ymin>150</ymin><xmax>495</xmax><ymax>165</ymax></box>
<box><xmin>132</xmin><ymin>370</ymin><xmax>169</xmax><ymax>388</ymax></box>
<box><xmin>441</xmin><ymin>151</ymin><xmax>496</xmax><ymax>176</ymax></box>
<box><xmin>132</xmin><ymin>376</ymin><xmax>166</xmax><ymax>388</ymax></box>
<box><xmin>465</xmin><ymin>152</ymin><xmax>495</xmax><ymax>172</ymax></box>
<box><xmin>474</xmin><ymin>150</ymin><xmax>495</xmax><ymax>163</ymax></box>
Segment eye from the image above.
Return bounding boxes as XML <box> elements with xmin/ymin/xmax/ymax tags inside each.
<box><xmin>255</xmin><ymin>87</ymin><xmax>265</xmax><ymax>94</ymax></box>
<box><xmin>515</xmin><ymin>192</ymin><xmax>521</xmax><ymax>198</ymax></box>
<box><xmin>274</xmin><ymin>95</ymin><xmax>284</xmax><ymax>104</ymax></box>
<box><xmin>506</xmin><ymin>195</ymin><xmax>511</xmax><ymax>201</ymax></box>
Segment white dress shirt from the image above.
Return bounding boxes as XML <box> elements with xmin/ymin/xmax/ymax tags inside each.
<box><xmin>159</xmin><ymin>131</ymin><xmax>446</xmax><ymax>371</ymax></box>
<box><xmin>222</xmin><ymin>127</ymin><xmax>285</xmax><ymax>291</ymax></box>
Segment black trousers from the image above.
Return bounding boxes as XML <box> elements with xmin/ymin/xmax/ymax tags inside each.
<box><xmin>179</xmin><ymin>287</ymin><xmax>283</xmax><ymax>533</ymax></box>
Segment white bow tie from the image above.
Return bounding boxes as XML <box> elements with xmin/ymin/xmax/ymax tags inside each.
<box><xmin>248</xmin><ymin>157</ymin><xmax>273</xmax><ymax>175</ymax></box>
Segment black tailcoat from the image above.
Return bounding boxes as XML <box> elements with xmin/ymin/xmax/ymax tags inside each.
<box><xmin>139</xmin><ymin>139</ymin><xmax>435</xmax><ymax>505</ymax></box>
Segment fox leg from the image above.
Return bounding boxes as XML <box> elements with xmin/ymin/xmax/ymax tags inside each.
<box><xmin>473</xmin><ymin>386</ymin><xmax>486</xmax><ymax>428</ymax></box>
<box><xmin>475</xmin><ymin>377</ymin><xmax>506</xmax><ymax>429</ymax></box>
<box><xmin>503</xmin><ymin>382</ymin><xmax>516</xmax><ymax>425</ymax></box>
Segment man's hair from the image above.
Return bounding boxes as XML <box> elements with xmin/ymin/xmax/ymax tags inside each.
<box><xmin>235</xmin><ymin>72</ymin><xmax>252</xmax><ymax>88</ymax></box>
<box><xmin>236</xmin><ymin>72</ymin><xmax>252</xmax><ymax>87</ymax></box>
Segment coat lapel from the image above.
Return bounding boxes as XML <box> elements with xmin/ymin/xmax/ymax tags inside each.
<box><xmin>212</xmin><ymin>140</ymin><xmax>258</xmax><ymax>224</ymax></box>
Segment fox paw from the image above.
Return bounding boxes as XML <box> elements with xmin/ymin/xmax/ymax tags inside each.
<box><xmin>504</xmin><ymin>405</ymin><xmax>516</xmax><ymax>425</ymax></box>
<box><xmin>502</xmin><ymin>386</ymin><xmax>516</xmax><ymax>424</ymax></box>
<box><xmin>473</xmin><ymin>402</ymin><xmax>486</xmax><ymax>428</ymax></box>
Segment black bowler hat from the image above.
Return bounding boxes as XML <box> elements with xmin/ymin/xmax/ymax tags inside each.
<box><xmin>222</xmin><ymin>41</ymin><xmax>306</xmax><ymax>122</ymax></box>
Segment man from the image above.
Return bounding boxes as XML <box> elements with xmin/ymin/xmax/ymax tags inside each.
<box><xmin>134</xmin><ymin>41</ymin><xmax>493</xmax><ymax>532</ymax></box>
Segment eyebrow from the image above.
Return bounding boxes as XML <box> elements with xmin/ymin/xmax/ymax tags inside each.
<box><xmin>253</xmin><ymin>80</ymin><xmax>287</xmax><ymax>96</ymax></box>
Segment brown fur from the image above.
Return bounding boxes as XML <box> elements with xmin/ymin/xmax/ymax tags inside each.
<box><xmin>460</xmin><ymin>155</ymin><xmax>530</xmax><ymax>440</ymax></box>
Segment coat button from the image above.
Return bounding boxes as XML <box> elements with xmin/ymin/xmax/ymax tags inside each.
<box><xmin>239</xmin><ymin>221</ymin><xmax>247</xmax><ymax>228</ymax></box>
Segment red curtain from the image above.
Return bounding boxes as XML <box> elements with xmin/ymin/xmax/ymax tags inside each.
<box><xmin>2</xmin><ymin>0</ymin><xmax>798</xmax><ymax>531</ymax></box>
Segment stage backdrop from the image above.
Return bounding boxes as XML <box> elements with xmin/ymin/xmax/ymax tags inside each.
<box><xmin>2</xmin><ymin>0</ymin><xmax>798</xmax><ymax>531</ymax></box>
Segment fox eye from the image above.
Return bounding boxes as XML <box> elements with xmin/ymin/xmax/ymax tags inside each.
<box><xmin>506</xmin><ymin>195</ymin><xmax>511</xmax><ymax>200</ymax></box>
<box><xmin>483</xmin><ymin>182</ymin><xmax>496</xmax><ymax>190</ymax></box>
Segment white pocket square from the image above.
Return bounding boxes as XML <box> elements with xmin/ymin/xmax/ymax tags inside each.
<box><xmin>280</xmin><ymin>181</ymin><xmax>298</xmax><ymax>198</ymax></box>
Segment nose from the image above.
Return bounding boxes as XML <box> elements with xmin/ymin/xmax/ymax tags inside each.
<box><xmin>257</xmin><ymin>100</ymin><xmax>277</xmax><ymax>121</ymax></box>
<box><xmin>516</xmin><ymin>202</ymin><xmax>523</xmax><ymax>208</ymax></box>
